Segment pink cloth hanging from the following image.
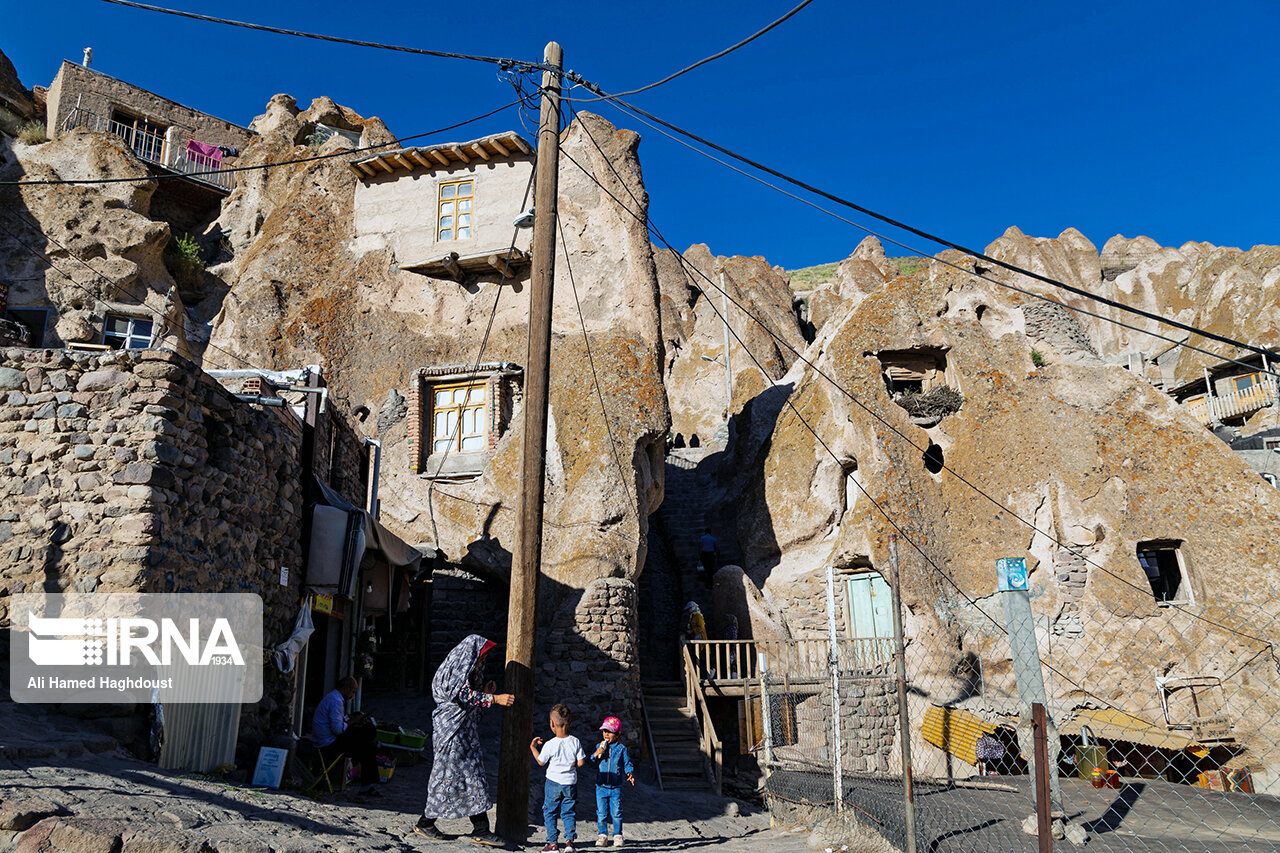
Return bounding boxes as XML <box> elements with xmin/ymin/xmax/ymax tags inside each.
<box><xmin>185</xmin><ymin>139</ymin><xmax>223</xmax><ymax>166</ymax></box>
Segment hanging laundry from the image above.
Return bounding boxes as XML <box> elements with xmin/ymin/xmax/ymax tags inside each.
<box><xmin>218</xmin><ymin>146</ymin><xmax>240</xmax><ymax>158</ymax></box>
<box><xmin>185</xmin><ymin>139</ymin><xmax>223</xmax><ymax>166</ymax></box>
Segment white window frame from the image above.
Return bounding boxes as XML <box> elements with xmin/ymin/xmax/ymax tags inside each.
<box><xmin>103</xmin><ymin>314</ymin><xmax>154</xmax><ymax>350</ymax></box>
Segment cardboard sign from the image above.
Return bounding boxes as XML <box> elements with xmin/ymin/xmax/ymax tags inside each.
<box><xmin>313</xmin><ymin>594</ymin><xmax>333</xmax><ymax>614</ymax></box>
<box><xmin>251</xmin><ymin>746</ymin><xmax>289</xmax><ymax>789</ymax></box>
<box><xmin>996</xmin><ymin>557</ymin><xmax>1029</xmax><ymax>591</ymax></box>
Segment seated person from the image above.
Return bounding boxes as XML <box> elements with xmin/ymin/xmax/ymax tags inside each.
<box><xmin>312</xmin><ymin>675</ymin><xmax>380</xmax><ymax>795</ymax></box>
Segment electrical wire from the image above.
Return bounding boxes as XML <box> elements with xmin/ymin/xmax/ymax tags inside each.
<box><xmin>572</xmin><ymin>0</ymin><xmax>817</xmax><ymax>102</ymax></box>
<box><xmin>560</xmin><ymin>119</ymin><xmax>1276</xmax><ymax>655</ymax></box>
<box><xmin>0</xmin><ymin>213</ymin><xmax>270</xmax><ymax>378</ymax></box>
<box><xmin>565</xmin><ymin>82</ymin><xmax>1275</xmax><ymax>363</ymax></box>
<box><xmin>101</xmin><ymin>0</ymin><xmax>555</xmax><ymax>71</ymax></box>
<box><xmin>596</xmin><ymin>98</ymin><xmax>1280</xmax><ymax>384</ymax></box>
<box><xmin>556</xmin><ymin>191</ymin><xmax>639</xmax><ymax>529</ymax></box>
<box><xmin>0</xmin><ymin>99</ymin><xmax>525</xmax><ymax>186</ymax></box>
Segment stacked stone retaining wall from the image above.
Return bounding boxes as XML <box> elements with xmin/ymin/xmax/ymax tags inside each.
<box><xmin>0</xmin><ymin>346</ymin><xmax>305</xmax><ymax>750</ymax></box>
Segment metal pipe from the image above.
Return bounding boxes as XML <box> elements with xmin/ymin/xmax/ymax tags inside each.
<box><xmin>719</xmin><ymin>270</ymin><xmax>733</xmax><ymax>419</ymax></box>
<box><xmin>364</xmin><ymin>438</ymin><xmax>382</xmax><ymax>519</ymax></box>
<box><xmin>825</xmin><ymin>565</ymin><xmax>843</xmax><ymax>815</ymax></box>
<box><xmin>233</xmin><ymin>394</ymin><xmax>286</xmax><ymax>407</ymax></box>
<box><xmin>888</xmin><ymin>535</ymin><xmax>918</xmax><ymax>853</ymax></box>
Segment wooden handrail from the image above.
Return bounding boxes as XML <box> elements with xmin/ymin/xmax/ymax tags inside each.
<box><xmin>639</xmin><ymin>695</ymin><xmax>663</xmax><ymax>791</ymax></box>
<box><xmin>682</xmin><ymin>644</ymin><xmax>723</xmax><ymax>795</ymax></box>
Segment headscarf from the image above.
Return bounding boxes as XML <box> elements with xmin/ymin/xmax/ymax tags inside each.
<box><xmin>432</xmin><ymin>634</ymin><xmax>496</xmax><ymax>705</ymax></box>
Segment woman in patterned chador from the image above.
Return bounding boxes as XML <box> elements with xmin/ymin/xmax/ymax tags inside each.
<box><xmin>414</xmin><ymin>635</ymin><xmax>514</xmax><ymax>846</ymax></box>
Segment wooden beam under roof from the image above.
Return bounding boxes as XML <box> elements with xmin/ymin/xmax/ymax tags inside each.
<box><xmin>470</xmin><ymin>143</ymin><xmax>491</xmax><ymax>161</ymax></box>
<box><xmin>449</xmin><ymin>145</ymin><xmax>470</xmax><ymax>164</ymax></box>
<box><xmin>429</xmin><ymin>149</ymin><xmax>451</xmax><ymax>166</ymax></box>
<box><xmin>508</xmin><ymin>135</ymin><xmax>532</xmax><ymax>154</ymax></box>
<box><xmin>489</xmin><ymin>138</ymin><xmax>509</xmax><ymax>157</ymax></box>
<box><xmin>408</xmin><ymin>150</ymin><xmax>434</xmax><ymax>169</ymax></box>
<box><xmin>393</xmin><ymin>153</ymin><xmax>415</xmax><ymax>171</ymax></box>
<box><xmin>372</xmin><ymin>157</ymin><xmax>395</xmax><ymax>174</ymax></box>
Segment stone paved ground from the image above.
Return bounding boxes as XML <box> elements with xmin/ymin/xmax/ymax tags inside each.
<box><xmin>0</xmin><ymin>695</ymin><xmax>827</xmax><ymax>853</ymax></box>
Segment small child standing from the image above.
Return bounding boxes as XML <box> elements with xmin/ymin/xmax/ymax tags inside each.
<box><xmin>531</xmin><ymin>703</ymin><xmax>586</xmax><ymax>852</ymax></box>
<box><xmin>589</xmin><ymin>716</ymin><xmax>635</xmax><ymax>848</ymax></box>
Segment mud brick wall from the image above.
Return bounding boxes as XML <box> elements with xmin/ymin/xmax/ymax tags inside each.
<box><xmin>539</xmin><ymin>577</ymin><xmax>642</xmax><ymax>750</ymax></box>
<box><xmin>0</xmin><ymin>346</ymin><xmax>305</xmax><ymax>747</ymax></box>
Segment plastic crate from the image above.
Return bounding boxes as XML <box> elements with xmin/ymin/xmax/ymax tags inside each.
<box><xmin>398</xmin><ymin>728</ymin><xmax>428</xmax><ymax>750</ymax></box>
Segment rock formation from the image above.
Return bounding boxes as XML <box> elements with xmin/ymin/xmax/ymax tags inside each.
<box><xmin>708</xmin><ymin>236</ymin><xmax>1280</xmax><ymax>789</ymax></box>
<box><xmin>656</xmin><ymin>244</ymin><xmax>806</xmax><ymax>441</ymax></box>
<box><xmin>984</xmin><ymin>226</ymin><xmax>1280</xmax><ymax>386</ymax></box>
<box><xmin>203</xmin><ymin>106</ymin><xmax>670</xmax><ymax>734</ymax></box>
<box><xmin>0</xmin><ymin>128</ymin><xmax>190</xmax><ymax>356</ymax></box>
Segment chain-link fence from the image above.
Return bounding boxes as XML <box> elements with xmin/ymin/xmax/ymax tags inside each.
<box><xmin>755</xmin><ymin>562</ymin><xmax>1280</xmax><ymax>852</ymax></box>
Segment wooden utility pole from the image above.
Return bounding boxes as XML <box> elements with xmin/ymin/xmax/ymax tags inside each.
<box><xmin>496</xmin><ymin>40</ymin><xmax>563</xmax><ymax>843</ymax></box>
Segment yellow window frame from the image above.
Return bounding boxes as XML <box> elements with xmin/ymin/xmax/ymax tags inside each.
<box><xmin>429</xmin><ymin>380</ymin><xmax>486</xmax><ymax>453</ymax></box>
<box><xmin>437</xmin><ymin>179</ymin><xmax>475</xmax><ymax>242</ymax></box>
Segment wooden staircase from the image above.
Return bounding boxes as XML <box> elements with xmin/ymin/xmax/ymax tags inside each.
<box><xmin>642</xmin><ymin>680</ymin><xmax>713</xmax><ymax>791</ymax></box>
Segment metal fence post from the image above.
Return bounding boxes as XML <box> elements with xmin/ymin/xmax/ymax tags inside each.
<box><xmin>759</xmin><ymin>653</ymin><xmax>774</xmax><ymax>826</ymax></box>
<box><xmin>826</xmin><ymin>565</ymin><xmax>844</xmax><ymax>814</ymax></box>
<box><xmin>888</xmin><ymin>536</ymin><xmax>918</xmax><ymax>853</ymax></box>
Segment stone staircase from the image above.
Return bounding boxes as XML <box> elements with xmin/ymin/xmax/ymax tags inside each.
<box><xmin>642</xmin><ymin>681</ymin><xmax>710</xmax><ymax>791</ymax></box>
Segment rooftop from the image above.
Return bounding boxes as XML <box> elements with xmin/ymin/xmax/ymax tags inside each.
<box><xmin>349</xmin><ymin>131</ymin><xmax>531</xmax><ymax>179</ymax></box>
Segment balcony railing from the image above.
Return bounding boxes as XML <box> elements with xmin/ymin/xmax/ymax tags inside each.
<box><xmin>1183</xmin><ymin>373</ymin><xmax>1275</xmax><ymax>425</ymax></box>
<box><xmin>62</xmin><ymin>109</ymin><xmax>236</xmax><ymax>192</ymax></box>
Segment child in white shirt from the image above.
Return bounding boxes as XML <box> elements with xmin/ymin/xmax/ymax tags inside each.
<box><xmin>531</xmin><ymin>702</ymin><xmax>586</xmax><ymax>852</ymax></box>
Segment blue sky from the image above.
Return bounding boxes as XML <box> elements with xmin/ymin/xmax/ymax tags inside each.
<box><xmin>6</xmin><ymin>1</ymin><xmax>1278</xmax><ymax>269</ymax></box>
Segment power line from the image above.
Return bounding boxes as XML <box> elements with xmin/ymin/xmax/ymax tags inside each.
<box><xmin>563</xmin><ymin>119</ymin><xmax>1280</xmax><ymax>650</ymax></box>
<box><xmin>0</xmin><ymin>213</ymin><xmax>264</xmax><ymax>376</ymax></box>
<box><xmin>0</xmin><ymin>99</ymin><xmax>524</xmax><ymax>186</ymax></box>
<box><xmin>559</xmin><ymin>144</ymin><xmax>1269</xmax><ymax>734</ymax></box>
<box><xmin>597</xmin><ymin>97</ymin><xmax>1280</xmax><ymax>384</ymax></box>
<box><xmin>565</xmin><ymin>82</ymin><xmax>1274</xmax><ymax>363</ymax></box>
<box><xmin>101</xmin><ymin>0</ymin><xmax>555</xmax><ymax>71</ymax></box>
<box><xmin>573</xmin><ymin>0</ymin><xmax>817</xmax><ymax>102</ymax></box>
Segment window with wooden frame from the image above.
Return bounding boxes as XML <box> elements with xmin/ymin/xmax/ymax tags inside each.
<box><xmin>437</xmin><ymin>179</ymin><xmax>474</xmax><ymax>241</ymax></box>
<box><xmin>1137</xmin><ymin>540</ymin><xmax>1190</xmax><ymax>605</ymax></box>
<box><xmin>109</xmin><ymin>109</ymin><xmax>168</xmax><ymax>164</ymax></box>
<box><xmin>1231</xmin><ymin>373</ymin><xmax>1259</xmax><ymax>392</ymax></box>
<box><xmin>430</xmin><ymin>380</ymin><xmax>486</xmax><ymax>453</ymax></box>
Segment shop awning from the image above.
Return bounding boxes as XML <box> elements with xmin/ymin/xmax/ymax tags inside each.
<box><xmin>1060</xmin><ymin>708</ymin><xmax>1210</xmax><ymax>757</ymax></box>
<box><xmin>307</xmin><ymin>477</ymin><xmax>423</xmax><ymax>596</ymax></box>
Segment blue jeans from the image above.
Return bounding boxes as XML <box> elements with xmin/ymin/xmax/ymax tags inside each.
<box><xmin>596</xmin><ymin>786</ymin><xmax>623</xmax><ymax>837</ymax></box>
<box><xmin>543</xmin><ymin>779</ymin><xmax>577</xmax><ymax>843</ymax></box>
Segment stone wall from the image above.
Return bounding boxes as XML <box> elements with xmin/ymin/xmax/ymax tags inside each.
<box><xmin>46</xmin><ymin>61</ymin><xmax>252</xmax><ymax>150</ymax></box>
<box><xmin>0</xmin><ymin>346</ymin><xmax>305</xmax><ymax>749</ymax></box>
<box><xmin>428</xmin><ymin>565</ymin><xmax>509</xmax><ymax>669</ymax></box>
<box><xmin>539</xmin><ymin>578</ymin><xmax>643</xmax><ymax>751</ymax></box>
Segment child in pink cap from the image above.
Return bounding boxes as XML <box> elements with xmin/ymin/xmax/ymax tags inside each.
<box><xmin>589</xmin><ymin>716</ymin><xmax>635</xmax><ymax>847</ymax></box>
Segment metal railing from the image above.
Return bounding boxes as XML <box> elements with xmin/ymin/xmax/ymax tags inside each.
<box><xmin>687</xmin><ymin>637</ymin><xmax>893</xmax><ymax>684</ymax></box>
<box><xmin>61</xmin><ymin>109</ymin><xmax>236</xmax><ymax>191</ymax></box>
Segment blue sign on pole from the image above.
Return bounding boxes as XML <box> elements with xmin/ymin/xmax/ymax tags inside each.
<box><xmin>996</xmin><ymin>557</ymin><xmax>1029</xmax><ymax>591</ymax></box>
